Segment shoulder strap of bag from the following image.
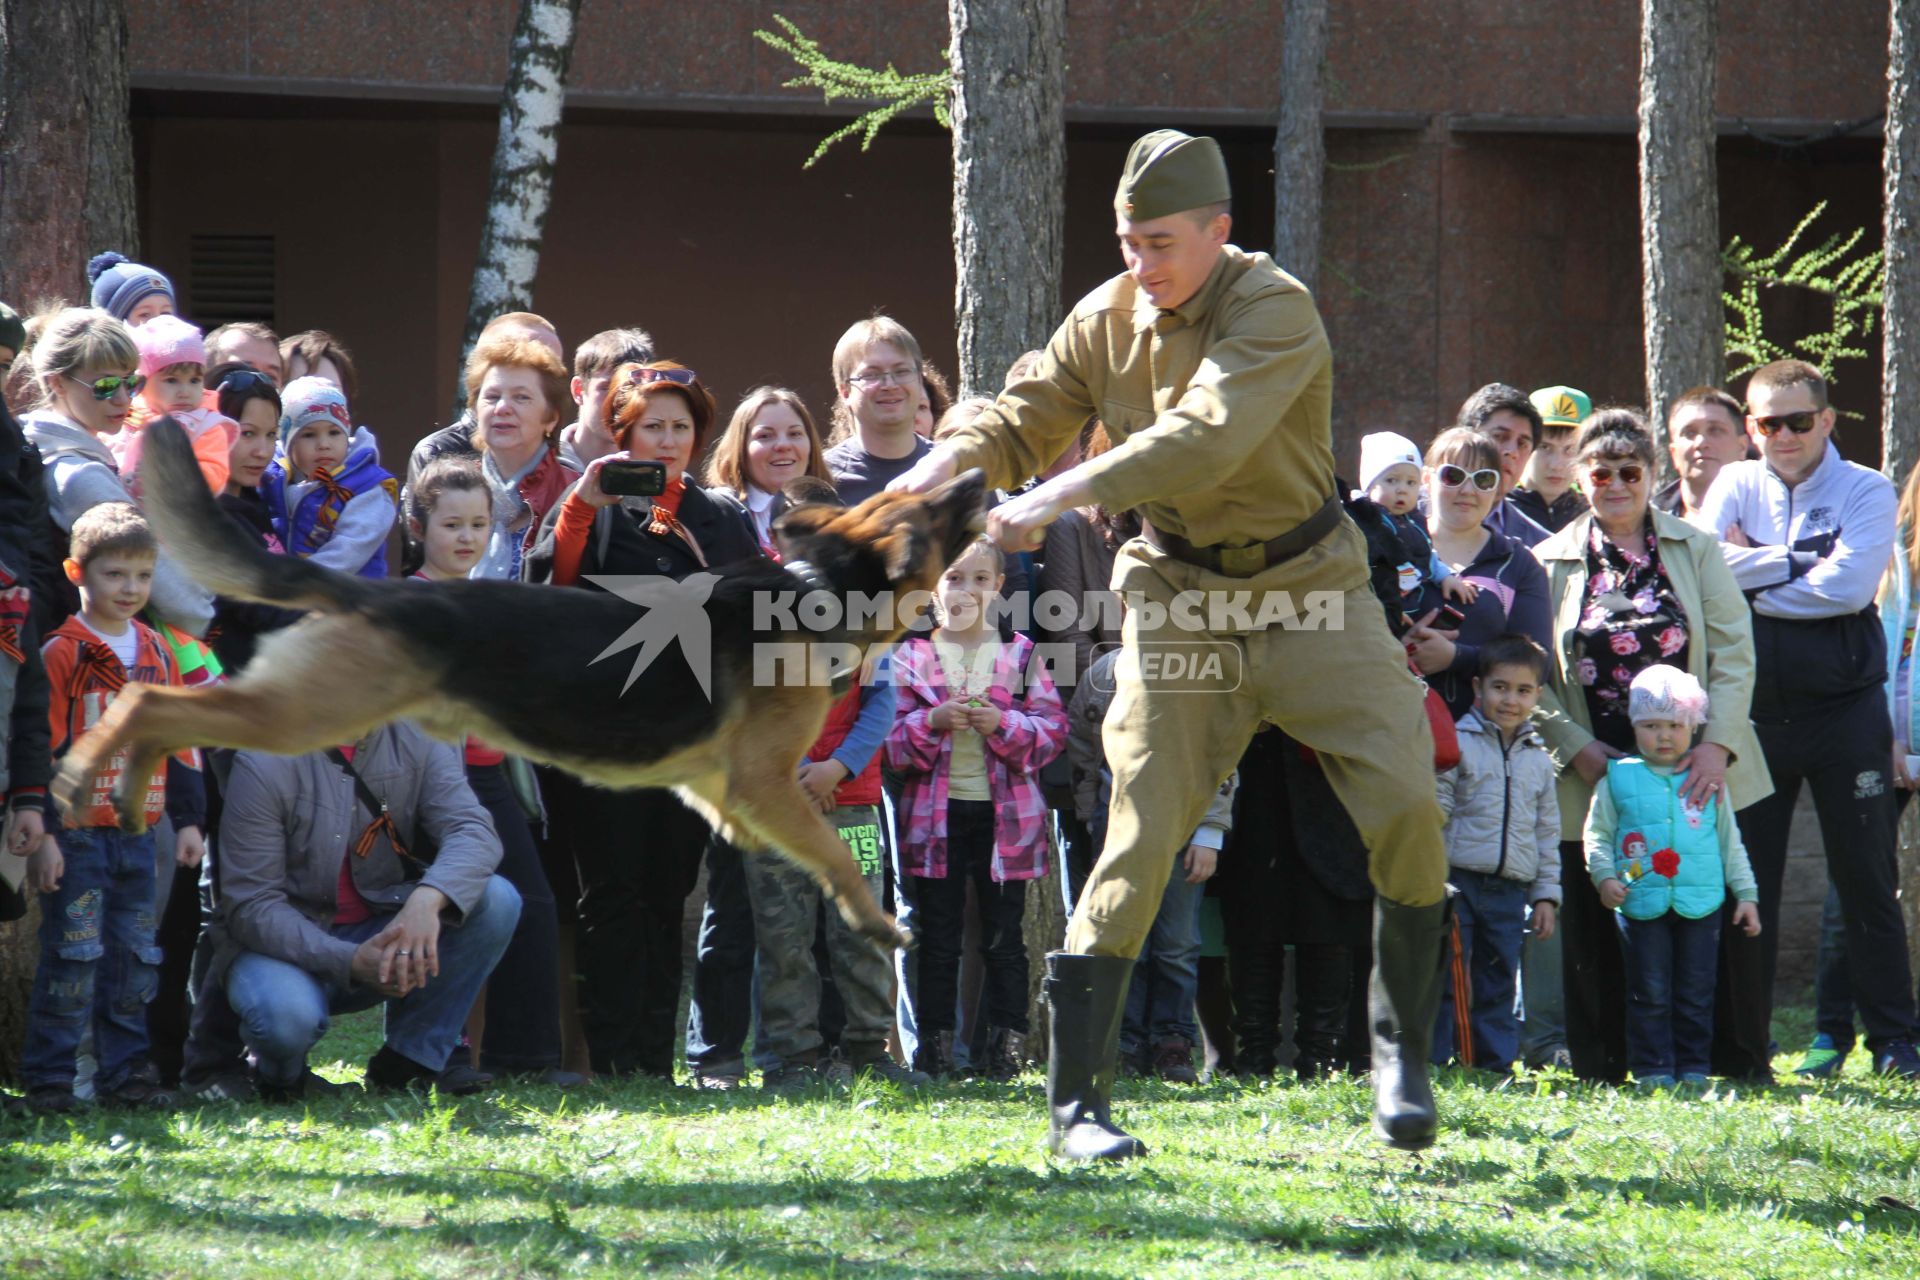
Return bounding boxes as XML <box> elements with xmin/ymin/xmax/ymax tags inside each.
<box><xmin>326</xmin><ymin>747</ymin><xmax>432</xmax><ymax>869</ymax></box>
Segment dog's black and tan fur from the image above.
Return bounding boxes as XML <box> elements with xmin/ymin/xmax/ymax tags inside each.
<box><xmin>54</xmin><ymin>417</ymin><xmax>987</xmax><ymax>951</ymax></box>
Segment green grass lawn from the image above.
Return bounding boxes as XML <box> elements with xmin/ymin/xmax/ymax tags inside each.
<box><xmin>2</xmin><ymin>1008</ymin><xmax>1917</xmax><ymax>1279</ymax></box>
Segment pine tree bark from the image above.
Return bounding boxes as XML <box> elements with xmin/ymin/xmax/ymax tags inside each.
<box><xmin>1638</xmin><ymin>0</ymin><xmax>1723</xmax><ymax>478</ymax></box>
<box><xmin>947</xmin><ymin>0</ymin><xmax>1067</xmax><ymax>399</ymax></box>
<box><xmin>1273</xmin><ymin>0</ymin><xmax>1328</xmax><ymax>293</ymax></box>
<box><xmin>1886</xmin><ymin>0</ymin><xmax>1920</xmax><ymax>482</ymax></box>
<box><xmin>0</xmin><ymin>0</ymin><xmax>139</xmax><ymax>307</ymax></box>
<box><xmin>455</xmin><ymin>0</ymin><xmax>583</xmax><ymax>414</ymax></box>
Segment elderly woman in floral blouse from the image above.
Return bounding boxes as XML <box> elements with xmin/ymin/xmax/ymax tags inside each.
<box><xmin>1531</xmin><ymin>408</ymin><xmax>1768</xmax><ymax>1083</ymax></box>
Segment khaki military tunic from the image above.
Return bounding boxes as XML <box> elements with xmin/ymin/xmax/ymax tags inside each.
<box><xmin>944</xmin><ymin>246</ymin><xmax>1448</xmax><ymax>956</ymax></box>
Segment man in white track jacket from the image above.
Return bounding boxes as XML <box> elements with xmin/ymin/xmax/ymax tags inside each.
<box><xmin>1691</xmin><ymin>358</ymin><xmax>1920</xmax><ymax>1081</ymax></box>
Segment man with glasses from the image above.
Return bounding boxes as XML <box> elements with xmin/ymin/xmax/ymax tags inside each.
<box><xmin>824</xmin><ymin>317</ymin><xmax>933</xmax><ymax>505</ymax></box>
<box><xmin>1655</xmin><ymin>386</ymin><xmax>1749</xmax><ymax>519</ymax></box>
<box><xmin>893</xmin><ymin>130</ymin><xmax>1449</xmax><ymax>1159</ymax></box>
<box><xmin>1692</xmin><ymin>359</ymin><xmax>1920</xmax><ymax>1081</ymax></box>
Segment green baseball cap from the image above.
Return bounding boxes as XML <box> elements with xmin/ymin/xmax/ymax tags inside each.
<box><xmin>1530</xmin><ymin>385</ymin><xmax>1592</xmax><ymax>429</ymax></box>
<box><xmin>1114</xmin><ymin>130</ymin><xmax>1231</xmax><ymax>223</ymax></box>
<box><xmin>0</xmin><ymin>302</ymin><xmax>22</xmax><ymax>358</ymax></box>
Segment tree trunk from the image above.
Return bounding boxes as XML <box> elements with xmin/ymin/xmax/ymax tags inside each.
<box><xmin>1638</xmin><ymin>0</ymin><xmax>1722</xmax><ymax>481</ymax></box>
<box><xmin>947</xmin><ymin>0</ymin><xmax>1067</xmax><ymax>399</ymax></box>
<box><xmin>0</xmin><ymin>0</ymin><xmax>138</xmax><ymax>308</ymax></box>
<box><xmin>1886</xmin><ymin>0</ymin><xmax>1920</xmax><ymax>481</ymax></box>
<box><xmin>0</xmin><ymin>0</ymin><xmax>134</xmax><ymax>1077</ymax></box>
<box><xmin>454</xmin><ymin>0</ymin><xmax>583</xmax><ymax>415</ymax></box>
<box><xmin>1273</xmin><ymin>0</ymin><xmax>1328</xmax><ymax>293</ymax></box>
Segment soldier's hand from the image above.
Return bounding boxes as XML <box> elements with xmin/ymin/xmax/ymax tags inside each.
<box><xmin>987</xmin><ymin>478</ymin><xmax>1082</xmax><ymax>553</ymax></box>
<box><xmin>888</xmin><ymin>446</ymin><xmax>960</xmax><ymax>496</ymax></box>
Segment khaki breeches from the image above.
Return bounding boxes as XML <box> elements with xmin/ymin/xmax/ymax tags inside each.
<box><xmin>1064</xmin><ymin>581</ymin><xmax>1449</xmax><ymax>958</ymax></box>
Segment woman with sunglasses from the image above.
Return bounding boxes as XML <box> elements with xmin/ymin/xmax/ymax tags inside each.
<box><xmin>1530</xmin><ymin>408</ymin><xmax>1764</xmax><ymax>1084</ymax></box>
<box><xmin>1403</xmin><ymin>427</ymin><xmax>1552</xmax><ymax>720</ymax></box>
<box><xmin>18</xmin><ymin>307</ymin><xmax>212</xmax><ymax>636</ymax></box>
<box><xmin>527</xmin><ymin>360</ymin><xmax>762</xmax><ymax>1082</ymax></box>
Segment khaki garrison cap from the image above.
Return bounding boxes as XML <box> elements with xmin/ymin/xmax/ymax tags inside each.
<box><xmin>1113</xmin><ymin>129</ymin><xmax>1232</xmax><ymax>222</ymax></box>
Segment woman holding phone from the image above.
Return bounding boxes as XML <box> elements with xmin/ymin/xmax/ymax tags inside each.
<box><xmin>527</xmin><ymin>362</ymin><xmax>762</xmax><ymax>1081</ymax></box>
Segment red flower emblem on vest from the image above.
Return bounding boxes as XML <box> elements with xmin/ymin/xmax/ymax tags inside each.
<box><xmin>1651</xmin><ymin>847</ymin><xmax>1680</xmax><ymax>879</ymax></box>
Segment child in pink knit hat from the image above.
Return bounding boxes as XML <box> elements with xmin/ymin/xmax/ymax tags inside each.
<box><xmin>114</xmin><ymin>315</ymin><xmax>232</xmax><ymax>495</ymax></box>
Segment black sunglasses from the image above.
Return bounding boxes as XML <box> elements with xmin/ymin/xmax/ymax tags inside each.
<box><xmin>213</xmin><ymin>368</ymin><xmax>276</xmax><ymax>395</ymax></box>
<box><xmin>1749</xmin><ymin>410</ymin><xmax>1821</xmax><ymax>437</ymax></box>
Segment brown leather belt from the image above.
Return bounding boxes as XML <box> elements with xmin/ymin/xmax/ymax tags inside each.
<box><xmin>1143</xmin><ymin>495</ymin><xmax>1345</xmax><ymax>578</ymax></box>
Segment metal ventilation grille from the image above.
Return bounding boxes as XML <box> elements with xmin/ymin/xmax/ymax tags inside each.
<box><xmin>188</xmin><ymin>234</ymin><xmax>275</xmax><ymax>329</ymax></box>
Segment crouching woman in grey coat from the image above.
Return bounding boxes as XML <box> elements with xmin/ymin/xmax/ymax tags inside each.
<box><xmin>205</xmin><ymin>722</ymin><xmax>519</xmax><ymax>1101</ymax></box>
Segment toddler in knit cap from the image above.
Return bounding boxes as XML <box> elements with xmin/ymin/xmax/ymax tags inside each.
<box><xmin>1351</xmin><ymin>430</ymin><xmax>1477</xmax><ymax>626</ymax></box>
<box><xmin>112</xmin><ymin>315</ymin><xmax>232</xmax><ymax>496</ymax></box>
<box><xmin>261</xmin><ymin>376</ymin><xmax>396</xmax><ymax>578</ymax></box>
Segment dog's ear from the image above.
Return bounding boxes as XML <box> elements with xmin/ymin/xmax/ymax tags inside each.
<box><xmin>772</xmin><ymin>504</ymin><xmax>835</xmax><ymax>541</ymax></box>
<box><xmin>879</xmin><ymin>523</ymin><xmax>932</xmax><ymax>582</ymax></box>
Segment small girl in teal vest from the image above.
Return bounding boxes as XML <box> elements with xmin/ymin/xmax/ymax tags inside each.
<box><xmin>1584</xmin><ymin>664</ymin><xmax>1760</xmax><ymax>1088</ymax></box>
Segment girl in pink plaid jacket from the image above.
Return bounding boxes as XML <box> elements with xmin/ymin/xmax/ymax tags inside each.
<box><xmin>885</xmin><ymin>539</ymin><xmax>1067</xmax><ymax>1079</ymax></box>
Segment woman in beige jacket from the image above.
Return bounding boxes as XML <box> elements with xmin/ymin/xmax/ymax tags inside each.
<box><xmin>1531</xmin><ymin>410</ymin><xmax>1767</xmax><ymax>1083</ymax></box>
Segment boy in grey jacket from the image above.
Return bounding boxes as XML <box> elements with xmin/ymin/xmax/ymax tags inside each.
<box><xmin>1433</xmin><ymin>635</ymin><xmax>1561</xmax><ymax>1074</ymax></box>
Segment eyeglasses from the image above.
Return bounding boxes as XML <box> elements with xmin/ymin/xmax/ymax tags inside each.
<box><xmin>213</xmin><ymin>368</ymin><xmax>276</xmax><ymax>395</ymax></box>
<box><xmin>846</xmin><ymin>367</ymin><xmax>920</xmax><ymax>390</ymax></box>
<box><xmin>1749</xmin><ymin>410</ymin><xmax>1821</xmax><ymax>436</ymax></box>
<box><xmin>1586</xmin><ymin>463</ymin><xmax>1646</xmax><ymax>486</ymax></box>
<box><xmin>1436</xmin><ymin>464</ymin><xmax>1500</xmax><ymax>492</ymax></box>
<box><xmin>65</xmin><ymin>372</ymin><xmax>145</xmax><ymax>401</ymax></box>
<box><xmin>627</xmin><ymin>366</ymin><xmax>699</xmax><ymax>388</ymax></box>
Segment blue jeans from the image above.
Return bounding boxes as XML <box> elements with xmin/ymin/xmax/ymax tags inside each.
<box><xmin>1619</xmin><ymin>909</ymin><xmax>1721</xmax><ymax>1079</ymax></box>
<box><xmin>1432</xmin><ymin>869</ymin><xmax>1526</xmax><ymax>1073</ymax></box>
<box><xmin>23</xmin><ymin>827</ymin><xmax>161</xmax><ymax>1091</ymax></box>
<box><xmin>1119</xmin><ymin>851</ymin><xmax>1203</xmax><ymax>1054</ymax></box>
<box><xmin>225</xmin><ymin>876</ymin><xmax>521</xmax><ymax>1087</ymax></box>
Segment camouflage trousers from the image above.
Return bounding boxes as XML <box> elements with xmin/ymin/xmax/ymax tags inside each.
<box><xmin>741</xmin><ymin>803</ymin><xmax>894</xmax><ymax>1066</ymax></box>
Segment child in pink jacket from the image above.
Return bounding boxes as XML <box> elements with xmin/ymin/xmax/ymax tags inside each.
<box><xmin>886</xmin><ymin>537</ymin><xmax>1066</xmax><ymax>1081</ymax></box>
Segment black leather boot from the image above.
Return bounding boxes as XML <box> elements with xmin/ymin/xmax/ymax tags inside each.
<box><xmin>1044</xmin><ymin>952</ymin><xmax>1147</xmax><ymax>1161</ymax></box>
<box><xmin>1370</xmin><ymin>896</ymin><xmax>1448</xmax><ymax>1150</ymax></box>
<box><xmin>913</xmin><ymin>1029</ymin><xmax>954</xmax><ymax>1080</ymax></box>
<box><xmin>1293</xmin><ymin>943</ymin><xmax>1353</xmax><ymax>1080</ymax></box>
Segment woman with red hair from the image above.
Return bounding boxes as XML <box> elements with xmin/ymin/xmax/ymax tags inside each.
<box><xmin>527</xmin><ymin>361</ymin><xmax>762</xmax><ymax>1081</ymax></box>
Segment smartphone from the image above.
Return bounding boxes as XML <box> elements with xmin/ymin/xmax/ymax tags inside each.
<box><xmin>1433</xmin><ymin>603</ymin><xmax>1467</xmax><ymax>630</ymax></box>
<box><xmin>600</xmin><ymin>459</ymin><xmax>668</xmax><ymax>498</ymax></box>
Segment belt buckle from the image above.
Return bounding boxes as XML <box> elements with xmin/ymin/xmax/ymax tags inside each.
<box><xmin>1218</xmin><ymin>543</ymin><xmax>1267</xmax><ymax>577</ymax></box>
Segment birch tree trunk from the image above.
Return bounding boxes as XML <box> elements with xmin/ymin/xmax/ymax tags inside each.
<box><xmin>0</xmin><ymin>0</ymin><xmax>140</xmax><ymax>307</ymax></box>
<box><xmin>1886</xmin><ymin>0</ymin><xmax>1920</xmax><ymax>483</ymax></box>
<box><xmin>1638</xmin><ymin>0</ymin><xmax>1723</xmax><ymax>479</ymax></box>
<box><xmin>454</xmin><ymin>0</ymin><xmax>582</xmax><ymax>414</ymax></box>
<box><xmin>947</xmin><ymin>0</ymin><xmax>1067</xmax><ymax>399</ymax></box>
<box><xmin>1273</xmin><ymin>0</ymin><xmax>1329</xmax><ymax>293</ymax></box>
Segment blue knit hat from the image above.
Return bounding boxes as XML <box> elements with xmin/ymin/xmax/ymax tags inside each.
<box><xmin>87</xmin><ymin>252</ymin><xmax>175</xmax><ymax>322</ymax></box>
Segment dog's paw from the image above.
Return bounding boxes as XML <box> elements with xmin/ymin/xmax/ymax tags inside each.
<box><xmin>857</xmin><ymin>915</ymin><xmax>915</xmax><ymax>953</ymax></box>
<box><xmin>49</xmin><ymin>760</ymin><xmax>91</xmax><ymax>818</ymax></box>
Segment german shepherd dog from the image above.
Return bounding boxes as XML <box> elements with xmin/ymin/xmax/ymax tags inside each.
<box><xmin>53</xmin><ymin>418</ymin><xmax>988</xmax><ymax>951</ymax></box>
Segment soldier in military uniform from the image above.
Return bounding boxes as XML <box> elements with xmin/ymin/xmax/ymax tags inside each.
<box><xmin>894</xmin><ymin>130</ymin><xmax>1450</xmax><ymax>1159</ymax></box>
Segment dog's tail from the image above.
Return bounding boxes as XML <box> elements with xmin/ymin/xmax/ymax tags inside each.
<box><xmin>140</xmin><ymin>415</ymin><xmax>378</xmax><ymax>613</ymax></box>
